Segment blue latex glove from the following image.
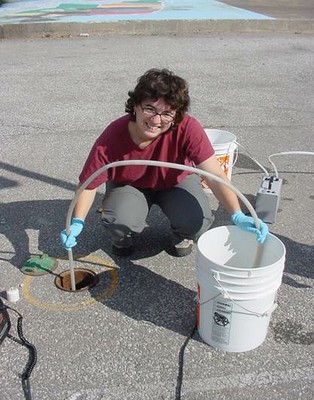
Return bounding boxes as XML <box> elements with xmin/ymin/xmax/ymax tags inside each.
<box><xmin>60</xmin><ymin>218</ymin><xmax>85</xmax><ymax>249</ymax></box>
<box><xmin>231</xmin><ymin>211</ymin><xmax>269</xmax><ymax>244</ymax></box>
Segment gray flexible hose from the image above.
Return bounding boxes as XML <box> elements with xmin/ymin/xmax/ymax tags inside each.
<box><xmin>65</xmin><ymin>160</ymin><xmax>261</xmax><ymax>290</ymax></box>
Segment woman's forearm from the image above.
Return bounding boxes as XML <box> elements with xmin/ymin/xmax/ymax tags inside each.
<box><xmin>197</xmin><ymin>156</ymin><xmax>241</xmax><ymax>216</ymax></box>
<box><xmin>73</xmin><ymin>186</ymin><xmax>97</xmax><ymax>220</ymax></box>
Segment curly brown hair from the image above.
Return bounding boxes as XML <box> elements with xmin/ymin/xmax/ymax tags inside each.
<box><xmin>125</xmin><ymin>68</ymin><xmax>190</xmax><ymax>127</ymax></box>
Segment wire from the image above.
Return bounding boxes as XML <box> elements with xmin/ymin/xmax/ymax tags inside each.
<box><xmin>233</xmin><ymin>143</ymin><xmax>314</xmax><ymax>179</ymax></box>
<box><xmin>175</xmin><ymin>322</ymin><xmax>197</xmax><ymax>400</ymax></box>
<box><xmin>3</xmin><ymin>304</ymin><xmax>37</xmax><ymax>400</ymax></box>
<box><xmin>268</xmin><ymin>151</ymin><xmax>314</xmax><ymax>178</ymax></box>
<box><xmin>235</xmin><ymin>141</ymin><xmax>270</xmax><ymax>176</ymax></box>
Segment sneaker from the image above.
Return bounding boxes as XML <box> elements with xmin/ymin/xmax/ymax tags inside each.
<box><xmin>172</xmin><ymin>238</ymin><xmax>193</xmax><ymax>257</ymax></box>
<box><xmin>111</xmin><ymin>235</ymin><xmax>133</xmax><ymax>256</ymax></box>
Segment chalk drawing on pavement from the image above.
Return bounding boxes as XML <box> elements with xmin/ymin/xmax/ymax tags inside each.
<box><xmin>0</xmin><ymin>0</ymin><xmax>274</xmax><ymax>24</ymax></box>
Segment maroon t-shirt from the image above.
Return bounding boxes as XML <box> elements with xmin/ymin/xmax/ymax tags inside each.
<box><xmin>79</xmin><ymin>114</ymin><xmax>214</xmax><ymax>190</ymax></box>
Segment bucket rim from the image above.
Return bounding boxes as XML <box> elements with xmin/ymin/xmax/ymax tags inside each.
<box><xmin>197</xmin><ymin>226</ymin><xmax>286</xmax><ymax>273</ymax></box>
<box><xmin>213</xmin><ymin>142</ymin><xmax>238</xmax><ymax>151</ymax></box>
<box><xmin>204</xmin><ymin>128</ymin><xmax>237</xmax><ymax>144</ymax></box>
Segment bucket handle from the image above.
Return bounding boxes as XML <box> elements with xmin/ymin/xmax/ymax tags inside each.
<box><xmin>217</xmin><ymin>142</ymin><xmax>237</xmax><ymax>170</ymax></box>
<box><xmin>212</xmin><ymin>272</ymin><xmax>278</xmax><ymax>318</ymax></box>
<box><xmin>233</xmin><ymin>145</ymin><xmax>239</xmax><ymax>167</ymax></box>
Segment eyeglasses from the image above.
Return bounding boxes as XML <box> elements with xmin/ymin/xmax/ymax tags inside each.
<box><xmin>140</xmin><ymin>105</ymin><xmax>175</xmax><ymax>123</ymax></box>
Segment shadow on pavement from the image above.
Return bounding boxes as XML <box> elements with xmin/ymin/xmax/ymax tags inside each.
<box><xmin>90</xmin><ymin>262</ymin><xmax>197</xmax><ymax>338</ymax></box>
<box><xmin>1</xmin><ymin>193</ymin><xmax>312</xmax><ymax>280</ymax></box>
<box><xmin>1</xmin><ymin>190</ymin><xmax>313</xmax><ymax>341</ymax></box>
<box><xmin>0</xmin><ymin>198</ymin><xmax>173</xmax><ymax>269</ymax></box>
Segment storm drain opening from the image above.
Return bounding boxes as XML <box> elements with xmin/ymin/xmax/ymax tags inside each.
<box><xmin>54</xmin><ymin>268</ymin><xmax>99</xmax><ymax>292</ymax></box>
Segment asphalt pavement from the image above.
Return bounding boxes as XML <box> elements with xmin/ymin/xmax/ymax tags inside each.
<box><xmin>0</xmin><ymin>7</ymin><xmax>314</xmax><ymax>400</ymax></box>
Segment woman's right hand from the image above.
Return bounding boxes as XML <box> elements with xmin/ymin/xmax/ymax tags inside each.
<box><xmin>60</xmin><ymin>218</ymin><xmax>85</xmax><ymax>249</ymax></box>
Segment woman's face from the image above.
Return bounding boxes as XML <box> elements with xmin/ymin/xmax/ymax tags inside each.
<box><xmin>133</xmin><ymin>98</ymin><xmax>176</xmax><ymax>143</ymax></box>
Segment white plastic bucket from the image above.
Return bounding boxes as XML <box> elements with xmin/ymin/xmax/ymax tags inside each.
<box><xmin>202</xmin><ymin>129</ymin><xmax>238</xmax><ymax>194</ymax></box>
<box><xmin>196</xmin><ymin>226</ymin><xmax>286</xmax><ymax>352</ymax></box>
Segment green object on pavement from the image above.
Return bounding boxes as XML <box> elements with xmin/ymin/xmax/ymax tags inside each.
<box><xmin>21</xmin><ymin>254</ymin><xmax>58</xmax><ymax>276</ymax></box>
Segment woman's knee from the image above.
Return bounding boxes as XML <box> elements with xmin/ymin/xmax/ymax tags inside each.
<box><xmin>172</xmin><ymin>210</ymin><xmax>214</xmax><ymax>239</ymax></box>
<box><xmin>101</xmin><ymin>184</ymin><xmax>149</xmax><ymax>234</ymax></box>
<box><xmin>157</xmin><ymin>175</ymin><xmax>214</xmax><ymax>239</ymax></box>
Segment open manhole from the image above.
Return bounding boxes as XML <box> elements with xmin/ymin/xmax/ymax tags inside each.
<box><xmin>54</xmin><ymin>268</ymin><xmax>99</xmax><ymax>292</ymax></box>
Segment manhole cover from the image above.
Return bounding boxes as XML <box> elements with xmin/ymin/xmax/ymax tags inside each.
<box><xmin>21</xmin><ymin>254</ymin><xmax>58</xmax><ymax>276</ymax></box>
